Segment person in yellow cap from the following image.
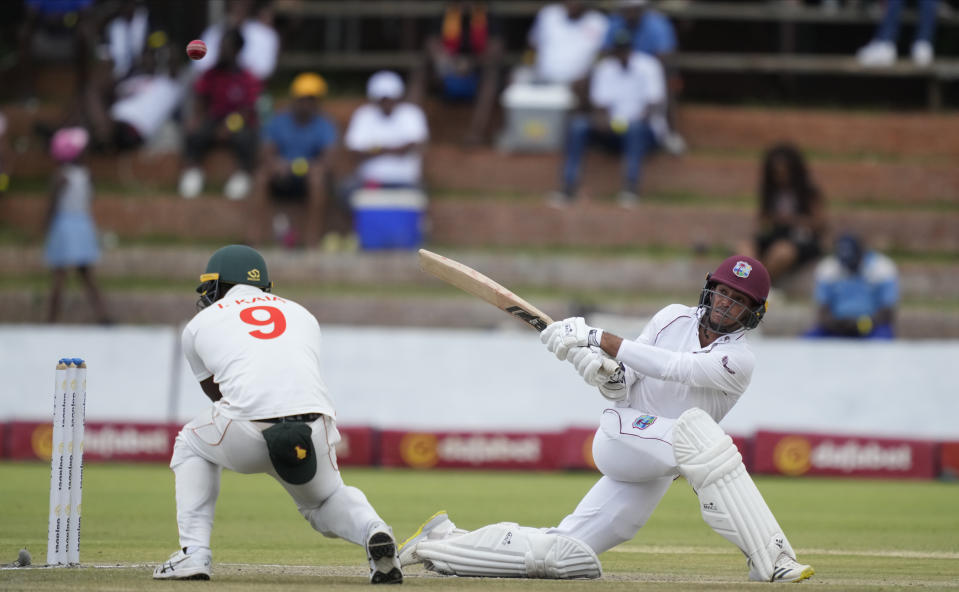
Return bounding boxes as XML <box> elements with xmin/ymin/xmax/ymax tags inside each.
<box><xmin>248</xmin><ymin>72</ymin><xmax>339</xmax><ymax>248</ymax></box>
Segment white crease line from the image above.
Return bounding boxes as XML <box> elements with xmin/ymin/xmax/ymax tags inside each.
<box><xmin>614</xmin><ymin>545</ymin><xmax>959</xmax><ymax>560</ymax></box>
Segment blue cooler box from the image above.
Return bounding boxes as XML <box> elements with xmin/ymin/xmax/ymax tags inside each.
<box><xmin>350</xmin><ymin>188</ymin><xmax>428</xmax><ymax>250</ymax></box>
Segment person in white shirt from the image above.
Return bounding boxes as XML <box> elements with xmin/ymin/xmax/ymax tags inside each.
<box><xmin>556</xmin><ymin>29</ymin><xmax>665</xmax><ymax>207</ymax></box>
<box><xmin>153</xmin><ymin>245</ymin><xmax>402</xmax><ymax>584</ymax></box>
<box><xmin>344</xmin><ymin>70</ymin><xmax>430</xmax><ymax>189</ymax></box>
<box><xmin>398</xmin><ymin>256</ymin><xmax>815</xmax><ymax>584</ymax></box>
<box><xmin>81</xmin><ymin>33</ymin><xmax>183</xmax><ymax>153</ymax></box>
<box><xmin>194</xmin><ymin>0</ymin><xmax>279</xmax><ymax>81</ymax></box>
<box><xmin>104</xmin><ymin>0</ymin><xmax>149</xmax><ymax>80</ymax></box>
<box><xmin>528</xmin><ymin>1</ymin><xmax>609</xmax><ymax>85</ymax></box>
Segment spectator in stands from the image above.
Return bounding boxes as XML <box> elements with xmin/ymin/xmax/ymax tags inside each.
<box><xmin>527</xmin><ymin>1</ymin><xmax>609</xmax><ymax>87</ymax></box>
<box><xmin>103</xmin><ymin>0</ymin><xmax>150</xmax><ymax>81</ymax></box>
<box><xmin>179</xmin><ymin>28</ymin><xmax>262</xmax><ymax>200</ymax></box>
<box><xmin>341</xmin><ymin>71</ymin><xmax>429</xmax><ymax>252</ymax></box>
<box><xmin>44</xmin><ymin>127</ymin><xmax>111</xmax><ymax>325</ymax></box>
<box><xmin>741</xmin><ymin>143</ymin><xmax>826</xmax><ymax>285</ymax></box>
<box><xmin>857</xmin><ymin>0</ymin><xmax>939</xmax><ymax>66</ymax></box>
<box><xmin>603</xmin><ymin>0</ymin><xmax>685</xmax><ymax>154</ymax></box>
<box><xmin>344</xmin><ymin>71</ymin><xmax>429</xmax><ymax>194</ymax></box>
<box><xmin>85</xmin><ymin>31</ymin><xmax>183</xmax><ymax>154</ymax></box>
<box><xmin>194</xmin><ymin>0</ymin><xmax>279</xmax><ymax>82</ymax></box>
<box><xmin>409</xmin><ymin>1</ymin><xmax>505</xmax><ymax>145</ymax></box>
<box><xmin>28</xmin><ymin>1</ymin><xmax>157</xmax><ymax>148</ymax></box>
<box><xmin>553</xmin><ymin>28</ymin><xmax>665</xmax><ymax>208</ymax></box>
<box><xmin>805</xmin><ymin>233</ymin><xmax>899</xmax><ymax>339</ymax></box>
<box><xmin>249</xmin><ymin>72</ymin><xmax>337</xmax><ymax>249</ymax></box>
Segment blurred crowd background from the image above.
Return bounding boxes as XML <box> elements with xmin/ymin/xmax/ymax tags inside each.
<box><xmin>0</xmin><ymin>0</ymin><xmax>957</xmax><ymax>339</ymax></box>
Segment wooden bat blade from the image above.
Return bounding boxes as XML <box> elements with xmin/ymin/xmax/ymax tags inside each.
<box><xmin>418</xmin><ymin>249</ymin><xmax>553</xmax><ymax>331</ymax></box>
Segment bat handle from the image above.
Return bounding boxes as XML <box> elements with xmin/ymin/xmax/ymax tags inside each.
<box><xmin>599</xmin><ymin>357</ymin><xmax>622</xmax><ymax>378</ymax></box>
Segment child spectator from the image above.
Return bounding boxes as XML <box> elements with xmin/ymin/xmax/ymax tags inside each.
<box><xmin>554</xmin><ymin>29</ymin><xmax>665</xmax><ymax>207</ymax></box>
<box><xmin>249</xmin><ymin>72</ymin><xmax>338</xmax><ymax>248</ymax></box>
<box><xmin>741</xmin><ymin>143</ymin><xmax>827</xmax><ymax>285</ymax></box>
<box><xmin>44</xmin><ymin>128</ymin><xmax>110</xmax><ymax>324</ymax></box>
<box><xmin>804</xmin><ymin>234</ymin><xmax>899</xmax><ymax>339</ymax></box>
<box><xmin>179</xmin><ymin>28</ymin><xmax>261</xmax><ymax>200</ymax></box>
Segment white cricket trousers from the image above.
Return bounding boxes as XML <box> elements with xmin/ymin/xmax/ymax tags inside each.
<box><xmin>550</xmin><ymin>407</ymin><xmax>681</xmax><ymax>554</ymax></box>
<box><xmin>170</xmin><ymin>407</ymin><xmax>385</xmax><ymax>550</ymax></box>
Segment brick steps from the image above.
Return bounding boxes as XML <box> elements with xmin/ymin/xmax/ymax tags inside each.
<box><xmin>676</xmin><ymin>105</ymin><xmax>959</xmax><ymax>160</ymax></box>
<box><xmin>5</xmin><ymin>102</ymin><xmax>959</xmax><ymax>205</ymax></box>
<box><xmin>3</xmin><ymin>246</ymin><xmax>957</xmax><ymax>303</ymax></box>
<box><xmin>425</xmin><ymin>145</ymin><xmax>959</xmax><ymax>205</ymax></box>
<box><xmin>2</xmin><ymin>286</ymin><xmax>956</xmax><ymax>339</ymax></box>
<box><xmin>7</xmin><ymin>139</ymin><xmax>958</xmax><ymax>207</ymax></box>
<box><xmin>2</xmin><ymin>192</ymin><xmax>957</xmax><ymax>253</ymax></box>
<box><xmin>2</xmin><ymin>246</ymin><xmax>957</xmax><ymax>338</ymax></box>
<box><xmin>7</xmin><ymin>100</ymin><xmax>959</xmax><ymax>157</ymax></box>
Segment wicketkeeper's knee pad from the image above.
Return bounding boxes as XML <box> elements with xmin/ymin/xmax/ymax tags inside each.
<box><xmin>416</xmin><ymin>522</ymin><xmax>602</xmax><ymax>579</ymax></box>
<box><xmin>673</xmin><ymin>407</ymin><xmax>796</xmax><ymax>581</ymax></box>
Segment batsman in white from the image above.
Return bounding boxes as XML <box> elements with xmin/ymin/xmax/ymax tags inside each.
<box><xmin>399</xmin><ymin>255</ymin><xmax>814</xmax><ymax>583</ymax></box>
<box><xmin>153</xmin><ymin>245</ymin><xmax>402</xmax><ymax>584</ymax></box>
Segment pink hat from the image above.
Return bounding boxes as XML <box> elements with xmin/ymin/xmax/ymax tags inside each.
<box><xmin>50</xmin><ymin>127</ymin><xmax>89</xmax><ymax>163</ymax></box>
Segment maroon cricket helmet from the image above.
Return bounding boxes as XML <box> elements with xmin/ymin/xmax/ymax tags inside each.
<box><xmin>707</xmin><ymin>255</ymin><xmax>770</xmax><ymax>305</ymax></box>
<box><xmin>698</xmin><ymin>255</ymin><xmax>771</xmax><ymax>332</ymax></box>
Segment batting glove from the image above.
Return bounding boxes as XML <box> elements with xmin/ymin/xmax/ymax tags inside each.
<box><xmin>542</xmin><ymin>317</ymin><xmax>603</xmax><ymax>361</ymax></box>
<box><xmin>597</xmin><ymin>361</ymin><xmax>627</xmax><ymax>401</ymax></box>
<box><xmin>569</xmin><ymin>346</ymin><xmax>607</xmax><ymax>387</ymax></box>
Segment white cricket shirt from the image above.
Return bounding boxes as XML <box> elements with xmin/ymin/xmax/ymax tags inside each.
<box><xmin>528</xmin><ymin>3</ymin><xmax>609</xmax><ymax>83</ymax></box>
<box><xmin>110</xmin><ymin>74</ymin><xmax>183</xmax><ymax>140</ymax></box>
<box><xmin>614</xmin><ymin>304</ymin><xmax>756</xmax><ymax>422</ymax></box>
<box><xmin>181</xmin><ymin>284</ymin><xmax>336</xmax><ymax>420</ymax></box>
<box><xmin>344</xmin><ymin>102</ymin><xmax>429</xmax><ymax>185</ymax></box>
<box><xmin>194</xmin><ymin>19</ymin><xmax>280</xmax><ymax>81</ymax></box>
<box><xmin>590</xmin><ymin>52</ymin><xmax>666</xmax><ymax>123</ymax></box>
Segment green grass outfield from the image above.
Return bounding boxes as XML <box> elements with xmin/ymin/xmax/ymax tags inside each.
<box><xmin>1</xmin><ymin>462</ymin><xmax>957</xmax><ymax>591</ymax></box>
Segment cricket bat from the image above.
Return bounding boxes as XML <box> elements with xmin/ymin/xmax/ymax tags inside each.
<box><xmin>417</xmin><ymin>249</ymin><xmax>620</xmax><ymax>374</ymax></box>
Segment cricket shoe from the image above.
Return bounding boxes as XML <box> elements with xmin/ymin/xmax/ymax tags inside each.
<box><xmin>367</xmin><ymin>527</ymin><xmax>403</xmax><ymax>584</ymax></box>
<box><xmin>153</xmin><ymin>548</ymin><xmax>212</xmax><ymax>580</ymax></box>
<box><xmin>748</xmin><ymin>553</ymin><xmax>815</xmax><ymax>583</ymax></box>
<box><xmin>397</xmin><ymin>510</ymin><xmax>463</xmax><ymax>567</ymax></box>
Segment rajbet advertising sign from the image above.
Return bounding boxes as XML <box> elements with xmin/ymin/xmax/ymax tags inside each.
<box><xmin>753</xmin><ymin>431</ymin><xmax>937</xmax><ymax>479</ymax></box>
<box><xmin>379</xmin><ymin>430</ymin><xmax>565</xmax><ymax>470</ymax></box>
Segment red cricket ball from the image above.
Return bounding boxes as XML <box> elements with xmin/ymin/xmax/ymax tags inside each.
<box><xmin>186</xmin><ymin>39</ymin><xmax>207</xmax><ymax>60</ymax></box>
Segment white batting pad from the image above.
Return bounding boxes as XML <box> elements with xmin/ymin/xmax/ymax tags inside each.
<box><xmin>673</xmin><ymin>407</ymin><xmax>795</xmax><ymax>582</ymax></box>
<box><xmin>415</xmin><ymin>522</ymin><xmax>602</xmax><ymax>579</ymax></box>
